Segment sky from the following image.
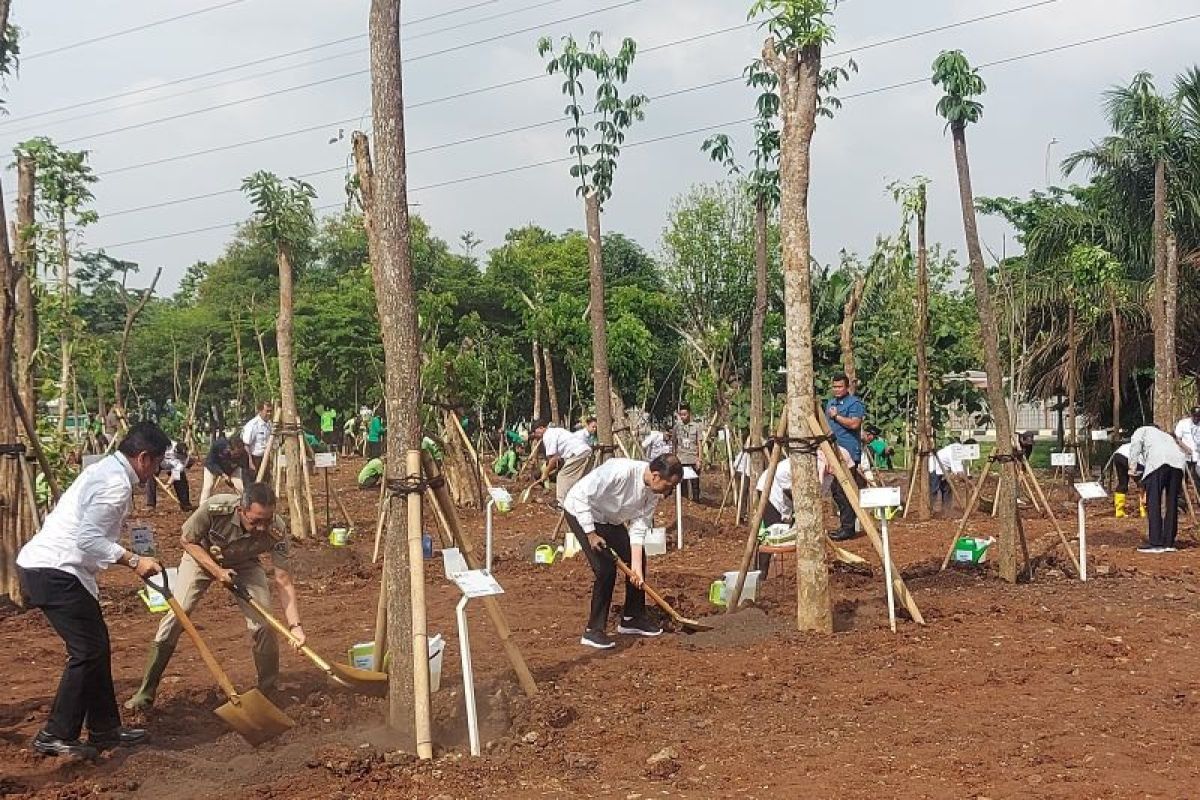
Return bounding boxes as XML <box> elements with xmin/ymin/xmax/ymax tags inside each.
<box><xmin>2</xmin><ymin>0</ymin><xmax>1197</xmax><ymax>294</ymax></box>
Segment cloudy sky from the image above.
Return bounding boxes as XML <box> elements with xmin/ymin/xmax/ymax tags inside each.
<box><xmin>2</xmin><ymin>0</ymin><xmax>1197</xmax><ymax>293</ymax></box>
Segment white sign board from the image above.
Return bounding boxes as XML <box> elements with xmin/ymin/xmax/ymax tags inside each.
<box><xmin>952</xmin><ymin>443</ymin><xmax>981</xmax><ymax>461</ymax></box>
<box><xmin>682</xmin><ymin>466</ymin><xmax>699</xmax><ymax>481</ymax></box>
<box><xmin>860</xmin><ymin>486</ymin><xmax>902</xmax><ymax>509</ymax></box>
<box><xmin>450</xmin><ymin>570</ymin><xmax>505</xmax><ymax>598</ymax></box>
<box><xmin>1074</xmin><ymin>481</ymin><xmax>1107</xmax><ymax>500</ymax></box>
<box><xmin>1051</xmin><ymin>452</ymin><xmax>1077</xmax><ymax>467</ymax></box>
<box><xmin>314</xmin><ymin>452</ymin><xmax>337</xmax><ymax>469</ymax></box>
<box><xmin>1090</xmin><ymin>430</ymin><xmax>1110</xmax><ymax>441</ymax></box>
<box><xmin>130</xmin><ymin>525</ymin><xmax>156</xmax><ymax>555</ymax></box>
<box><xmin>276</xmin><ymin>453</ymin><xmax>288</xmax><ymax>469</ymax></box>
<box><xmin>82</xmin><ymin>454</ymin><xmax>104</xmax><ymax>468</ymax></box>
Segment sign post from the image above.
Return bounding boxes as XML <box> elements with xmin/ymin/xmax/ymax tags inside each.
<box><xmin>485</xmin><ymin>487</ymin><xmax>513</xmax><ymax>573</ymax></box>
<box><xmin>314</xmin><ymin>451</ymin><xmax>337</xmax><ymax>532</ymax></box>
<box><xmin>442</xmin><ymin>547</ymin><xmax>504</xmax><ymax>757</ymax></box>
<box><xmin>1073</xmin><ymin>481</ymin><xmax>1107</xmax><ymax>581</ymax></box>
<box><xmin>860</xmin><ymin>486</ymin><xmax>903</xmax><ymax>632</ymax></box>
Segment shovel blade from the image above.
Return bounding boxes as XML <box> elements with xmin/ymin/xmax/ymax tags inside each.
<box><xmin>215</xmin><ymin>689</ymin><xmax>294</xmax><ymax>746</ymax></box>
<box><xmin>329</xmin><ymin>663</ymin><xmax>389</xmax><ymax>697</ymax></box>
<box><xmin>674</xmin><ymin>615</ymin><xmax>714</xmax><ymax>632</ymax></box>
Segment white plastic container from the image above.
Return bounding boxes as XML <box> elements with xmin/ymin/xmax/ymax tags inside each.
<box><xmin>644</xmin><ymin>527</ymin><xmax>668</xmax><ymax>556</ymax></box>
<box><xmin>723</xmin><ymin>570</ymin><xmax>762</xmax><ymax>604</ymax></box>
<box><xmin>348</xmin><ymin>634</ymin><xmax>445</xmax><ymax>693</ymax></box>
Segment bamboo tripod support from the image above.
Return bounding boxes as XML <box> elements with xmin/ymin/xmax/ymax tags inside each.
<box><xmin>405</xmin><ymin>450</ymin><xmax>434</xmax><ymax>760</ymax></box>
<box><xmin>726</xmin><ymin>415</ymin><xmax>788</xmax><ymax>613</ymax></box>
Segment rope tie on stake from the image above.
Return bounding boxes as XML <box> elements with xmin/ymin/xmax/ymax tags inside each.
<box><xmin>596</xmin><ymin>444</ymin><xmax>617</xmax><ymax>456</ymax></box>
<box><xmin>989</xmin><ymin>452</ymin><xmax>1020</xmax><ymax>464</ymax></box>
<box><xmin>771</xmin><ymin>433</ymin><xmax>836</xmax><ymax>455</ymax></box>
<box><xmin>385</xmin><ymin>475</ymin><xmax>427</xmax><ymax>498</ymax></box>
<box><xmin>0</xmin><ymin>443</ymin><xmax>26</xmax><ymax>458</ymax></box>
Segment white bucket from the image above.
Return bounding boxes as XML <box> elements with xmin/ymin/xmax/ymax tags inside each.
<box><xmin>644</xmin><ymin>527</ymin><xmax>667</xmax><ymax>556</ymax></box>
<box><xmin>348</xmin><ymin>634</ymin><xmax>445</xmax><ymax>693</ymax></box>
<box><xmin>723</xmin><ymin>570</ymin><xmax>762</xmax><ymax>604</ymax></box>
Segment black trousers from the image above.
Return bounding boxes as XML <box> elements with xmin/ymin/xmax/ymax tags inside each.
<box><xmin>929</xmin><ymin>473</ymin><xmax>952</xmax><ymax>508</ymax></box>
<box><xmin>680</xmin><ymin>463</ymin><xmax>700</xmax><ymax>502</ymax></box>
<box><xmin>145</xmin><ymin>473</ymin><xmax>191</xmax><ymax>509</ymax></box>
<box><xmin>830</xmin><ymin>477</ymin><xmax>856</xmax><ymax>535</ymax></box>
<box><xmin>18</xmin><ymin>568</ymin><xmax>121</xmax><ymax>740</ymax></box>
<box><xmin>1113</xmin><ymin>454</ymin><xmax>1130</xmax><ymax>493</ymax></box>
<box><xmin>564</xmin><ymin>514</ymin><xmax>646</xmax><ymax>632</ymax></box>
<box><xmin>1144</xmin><ymin>465</ymin><xmax>1182</xmax><ymax>547</ymax></box>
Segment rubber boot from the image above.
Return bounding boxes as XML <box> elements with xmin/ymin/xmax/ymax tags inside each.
<box><xmin>1140</xmin><ymin>499</ymin><xmax>1147</xmax><ymax>518</ymax></box>
<box><xmin>254</xmin><ymin>638</ymin><xmax>280</xmax><ymax>693</ymax></box>
<box><xmin>1114</xmin><ymin>492</ymin><xmax>1127</xmax><ymax>518</ymax></box>
<box><xmin>124</xmin><ymin>640</ymin><xmax>177</xmax><ymax>711</ymax></box>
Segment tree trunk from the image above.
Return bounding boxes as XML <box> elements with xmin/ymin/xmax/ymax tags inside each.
<box><xmin>56</xmin><ymin>214</ymin><xmax>71</xmax><ymax>438</ymax></box>
<box><xmin>839</xmin><ymin>273</ymin><xmax>867</xmax><ymax>391</ymax></box>
<box><xmin>750</xmin><ymin>197</ymin><xmax>768</xmax><ymax>470</ymax></box>
<box><xmin>0</xmin><ymin>173</ymin><xmax>24</xmax><ymax>602</ymax></box>
<box><xmin>366</xmin><ymin>0</ymin><xmax>426</xmax><ymax>739</ymax></box>
<box><xmin>912</xmin><ymin>186</ymin><xmax>933</xmax><ymax>521</ymax></box>
<box><xmin>1110</xmin><ymin>297</ymin><xmax>1121</xmax><ymax>437</ymax></box>
<box><xmin>769</xmin><ymin>38</ymin><xmax>831</xmax><ymax>633</ymax></box>
<box><xmin>531</xmin><ymin>339</ymin><xmax>544</xmax><ymax>421</ymax></box>
<box><xmin>543</xmin><ymin>346</ymin><xmax>561</xmax><ymax>426</ymax></box>
<box><xmin>441</xmin><ymin>410</ymin><xmax>481</xmax><ymax>508</ymax></box>
<box><xmin>950</xmin><ymin>122</ymin><xmax>1019</xmax><ymax>583</ymax></box>
<box><xmin>115</xmin><ymin>268</ymin><xmax>161</xmax><ymax>414</ymax></box>
<box><xmin>1163</xmin><ymin>231</ymin><xmax>1179</xmax><ymax>419</ymax></box>
<box><xmin>1066</xmin><ymin>303</ymin><xmax>1076</xmax><ymax>450</ymax></box>
<box><xmin>584</xmin><ymin>191</ymin><xmax>614</xmax><ymax>459</ymax></box>
<box><xmin>275</xmin><ymin>246</ymin><xmax>309</xmax><ymax>541</ymax></box>
<box><xmin>14</xmin><ymin>156</ymin><xmax>37</xmax><ymax>418</ymax></box>
<box><xmin>1150</xmin><ymin>158</ymin><xmax>1173</xmax><ymax>427</ymax></box>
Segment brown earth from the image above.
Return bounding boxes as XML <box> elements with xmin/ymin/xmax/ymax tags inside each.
<box><xmin>2</xmin><ymin>463</ymin><xmax>1199</xmax><ymax>799</ymax></box>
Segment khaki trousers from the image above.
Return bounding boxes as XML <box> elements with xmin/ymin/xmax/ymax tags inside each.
<box><xmin>198</xmin><ymin>468</ymin><xmax>245</xmax><ymax>506</ymax></box>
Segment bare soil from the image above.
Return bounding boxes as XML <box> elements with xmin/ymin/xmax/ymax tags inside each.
<box><xmin>2</xmin><ymin>463</ymin><xmax>1199</xmax><ymax>799</ymax></box>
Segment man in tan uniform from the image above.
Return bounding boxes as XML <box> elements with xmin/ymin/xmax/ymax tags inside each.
<box><xmin>124</xmin><ymin>483</ymin><xmax>306</xmax><ymax>711</ymax></box>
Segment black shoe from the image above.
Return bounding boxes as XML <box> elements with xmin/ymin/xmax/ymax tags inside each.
<box><xmin>617</xmin><ymin>616</ymin><xmax>663</xmax><ymax>637</ymax></box>
<box><xmin>829</xmin><ymin>530</ymin><xmax>856</xmax><ymax>542</ymax></box>
<box><xmin>33</xmin><ymin>730</ymin><xmax>99</xmax><ymax>759</ymax></box>
<box><xmin>88</xmin><ymin>727</ymin><xmax>150</xmax><ymax>750</ymax></box>
<box><xmin>1136</xmin><ymin>544</ymin><xmax>1164</xmax><ymax>554</ymax></box>
<box><xmin>580</xmin><ymin>629</ymin><xmax>616</xmax><ymax>650</ymax></box>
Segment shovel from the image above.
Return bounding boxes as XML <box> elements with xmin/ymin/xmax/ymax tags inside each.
<box><xmin>605</xmin><ymin>548</ymin><xmax>713</xmax><ymax>632</ymax></box>
<box><xmin>141</xmin><ymin>572</ymin><xmax>294</xmax><ymax>746</ymax></box>
<box><xmin>225</xmin><ymin>581</ymin><xmax>390</xmax><ymax>697</ymax></box>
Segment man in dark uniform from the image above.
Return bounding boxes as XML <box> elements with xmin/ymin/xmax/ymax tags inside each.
<box><xmin>124</xmin><ymin>483</ymin><xmax>306</xmax><ymax>711</ymax></box>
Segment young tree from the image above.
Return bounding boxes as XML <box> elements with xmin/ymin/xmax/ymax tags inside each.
<box><xmin>14</xmin><ymin>154</ymin><xmax>37</xmax><ymax>419</ymax></box>
<box><xmin>13</xmin><ymin>137</ymin><xmax>98</xmax><ymax>436</ymax></box>
<box><xmin>537</xmin><ymin>32</ymin><xmax>648</xmax><ymax>457</ymax></box>
<box><xmin>0</xmin><ymin>0</ymin><xmax>22</xmax><ymax>602</ymax></box>
<box><xmin>932</xmin><ymin>50</ymin><xmax>1020</xmax><ymax>582</ymax></box>
<box><xmin>361</xmin><ymin>0</ymin><xmax>428</xmax><ymax>743</ymax></box>
<box><xmin>242</xmin><ymin>171</ymin><xmax>316</xmax><ymax>542</ymax></box>
<box><xmin>753</xmin><ymin>0</ymin><xmax>848</xmax><ymax>632</ymax></box>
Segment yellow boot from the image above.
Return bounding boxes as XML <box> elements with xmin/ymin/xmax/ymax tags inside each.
<box><xmin>1140</xmin><ymin>499</ymin><xmax>1147</xmax><ymax>518</ymax></box>
<box><xmin>1114</xmin><ymin>492</ymin><xmax>1127</xmax><ymax>518</ymax></box>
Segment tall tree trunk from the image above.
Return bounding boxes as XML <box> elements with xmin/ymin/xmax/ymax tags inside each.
<box><xmin>366</xmin><ymin>0</ymin><xmax>426</xmax><ymax>739</ymax></box>
<box><xmin>1110</xmin><ymin>297</ymin><xmax>1121</xmax><ymax>437</ymax></box>
<box><xmin>56</xmin><ymin>214</ymin><xmax>71</xmax><ymax>437</ymax></box>
<box><xmin>274</xmin><ymin>246</ymin><xmax>309</xmax><ymax>541</ymax></box>
<box><xmin>531</xmin><ymin>339</ymin><xmax>544</xmax><ymax>421</ymax></box>
<box><xmin>1163</xmin><ymin>231</ymin><xmax>1179</xmax><ymax>419</ymax></box>
<box><xmin>950</xmin><ymin>121</ymin><xmax>1019</xmax><ymax>583</ymax></box>
<box><xmin>14</xmin><ymin>155</ymin><xmax>37</xmax><ymax>417</ymax></box>
<box><xmin>584</xmin><ymin>191</ymin><xmax>614</xmax><ymax>459</ymax></box>
<box><xmin>912</xmin><ymin>186</ymin><xmax>933</xmax><ymax>521</ymax></box>
<box><xmin>115</xmin><ymin>268</ymin><xmax>161</xmax><ymax>414</ymax></box>
<box><xmin>839</xmin><ymin>274</ymin><xmax>867</xmax><ymax>391</ymax></box>
<box><xmin>768</xmin><ymin>38</ymin><xmax>831</xmax><ymax>633</ymax></box>
<box><xmin>0</xmin><ymin>173</ymin><xmax>23</xmax><ymax>601</ymax></box>
<box><xmin>1150</xmin><ymin>159</ymin><xmax>1173</xmax><ymax>427</ymax></box>
<box><xmin>749</xmin><ymin>197</ymin><xmax>768</xmax><ymax>470</ymax></box>
<box><xmin>543</xmin><ymin>346</ymin><xmax>561</xmax><ymax>426</ymax></box>
<box><xmin>1066</xmin><ymin>303</ymin><xmax>1077</xmax><ymax>449</ymax></box>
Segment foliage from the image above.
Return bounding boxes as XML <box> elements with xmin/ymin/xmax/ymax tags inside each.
<box><xmin>932</xmin><ymin>50</ymin><xmax>986</xmax><ymax>129</ymax></box>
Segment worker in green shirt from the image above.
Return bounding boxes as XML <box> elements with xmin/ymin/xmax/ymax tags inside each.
<box><xmin>358</xmin><ymin>458</ymin><xmax>385</xmax><ymax>489</ymax></box>
<box><xmin>493</xmin><ymin>448</ymin><xmax>519</xmax><ymax>478</ymax></box>
<box><xmin>318</xmin><ymin>407</ymin><xmax>338</xmax><ymax>448</ymax></box>
<box><xmin>367</xmin><ymin>413</ymin><xmax>385</xmax><ymax>458</ymax></box>
<box><xmin>863</xmin><ymin>426</ymin><xmax>895</xmax><ymax>471</ymax></box>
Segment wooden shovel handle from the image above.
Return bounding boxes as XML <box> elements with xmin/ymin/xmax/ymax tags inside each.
<box><xmin>606</xmin><ymin>548</ymin><xmax>677</xmax><ymax>619</ymax></box>
<box><xmin>140</xmin><ymin>573</ymin><xmax>241</xmax><ymax>701</ymax></box>
<box><xmin>231</xmin><ymin>584</ymin><xmax>334</xmax><ymax>672</ymax></box>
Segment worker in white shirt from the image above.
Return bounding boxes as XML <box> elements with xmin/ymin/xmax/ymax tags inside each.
<box><xmin>532</xmin><ymin>420</ymin><xmax>594</xmax><ymax>505</ymax></box>
<box><xmin>16</xmin><ymin>423</ymin><xmax>169</xmax><ymax>760</ymax></box>
<box><xmin>928</xmin><ymin>442</ymin><xmax>965</xmax><ymax>512</ymax></box>
<box><xmin>641</xmin><ymin>428</ymin><xmax>672</xmax><ymax>462</ymax></box>
<box><xmin>241</xmin><ymin>401</ymin><xmax>274</xmax><ymax>476</ymax></box>
<box><xmin>1173</xmin><ymin>406</ymin><xmax>1200</xmax><ymax>485</ymax></box>
<box><xmin>1128</xmin><ymin>424</ymin><xmax>1188</xmax><ymax>553</ymax></box>
<box><xmin>1111</xmin><ymin>441</ymin><xmax>1143</xmax><ymax>518</ymax></box>
<box><xmin>562</xmin><ymin>455</ymin><xmax>683</xmax><ymax>649</ymax></box>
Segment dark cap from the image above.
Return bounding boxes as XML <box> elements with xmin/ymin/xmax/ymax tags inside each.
<box><xmin>1191</xmin><ymin>406</ymin><xmax>1200</xmax><ymax>417</ymax></box>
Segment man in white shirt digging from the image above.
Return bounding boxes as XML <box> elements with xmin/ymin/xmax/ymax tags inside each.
<box><xmin>241</xmin><ymin>401</ymin><xmax>274</xmax><ymax>475</ymax></box>
<box><xmin>533</xmin><ymin>419</ymin><xmax>595</xmax><ymax>556</ymax></box>
<box><xmin>563</xmin><ymin>455</ymin><xmax>683</xmax><ymax>649</ymax></box>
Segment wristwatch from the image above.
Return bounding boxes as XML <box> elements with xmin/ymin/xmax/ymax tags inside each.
<box><xmin>128</xmin><ymin>553</ymin><xmax>141</xmax><ymax>570</ymax></box>
<box><xmin>288</xmin><ymin>622</ymin><xmax>303</xmax><ymax>631</ymax></box>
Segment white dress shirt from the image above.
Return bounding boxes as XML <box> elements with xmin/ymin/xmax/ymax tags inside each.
<box><xmin>757</xmin><ymin>457</ymin><xmax>794</xmax><ymax>517</ymax></box>
<box><xmin>929</xmin><ymin>444</ymin><xmax>965</xmax><ymax>476</ymax></box>
<box><xmin>542</xmin><ymin>425</ymin><xmax>590</xmax><ymax>461</ymax></box>
<box><xmin>1173</xmin><ymin>417</ymin><xmax>1200</xmax><ymax>462</ymax></box>
<box><xmin>641</xmin><ymin>431</ymin><xmax>672</xmax><ymax>462</ymax></box>
<box><xmin>563</xmin><ymin>458</ymin><xmax>660</xmax><ymax>545</ymax></box>
<box><xmin>1129</xmin><ymin>425</ymin><xmax>1187</xmax><ymax>477</ymax></box>
<box><xmin>17</xmin><ymin>453</ymin><xmax>137</xmax><ymax>598</ymax></box>
<box><xmin>242</xmin><ymin>414</ymin><xmax>272</xmax><ymax>457</ymax></box>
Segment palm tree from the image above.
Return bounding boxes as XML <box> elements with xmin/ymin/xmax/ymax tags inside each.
<box><xmin>932</xmin><ymin>50</ymin><xmax>1021</xmax><ymax>583</ymax></box>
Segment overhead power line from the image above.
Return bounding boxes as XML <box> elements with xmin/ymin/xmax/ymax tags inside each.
<box><xmin>95</xmin><ymin>0</ymin><xmax>1058</xmax><ymax>177</ymax></box>
<box><xmin>23</xmin><ymin>1</ymin><xmax>250</xmax><ymax>61</ymax></box>
<box><xmin>90</xmin><ymin>10</ymin><xmax>1200</xmax><ymax>252</ymax></box>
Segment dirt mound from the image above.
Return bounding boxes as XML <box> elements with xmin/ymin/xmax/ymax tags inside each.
<box><xmin>684</xmin><ymin>607</ymin><xmax>787</xmax><ymax>649</ymax></box>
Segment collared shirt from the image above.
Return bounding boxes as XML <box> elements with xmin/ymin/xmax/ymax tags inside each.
<box><xmin>358</xmin><ymin>458</ymin><xmax>385</xmax><ymax>486</ymax></box>
<box><xmin>1115</xmin><ymin>443</ymin><xmax>1132</xmax><ymax>460</ymax></box>
<box><xmin>367</xmin><ymin>416</ymin><xmax>385</xmax><ymax>443</ymax></box>
<box><xmin>542</xmin><ymin>426</ymin><xmax>590</xmax><ymax>461</ymax></box>
<box><xmin>826</xmin><ymin>393</ymin><xmax>866</xmax><ymax>462</ymax></box>
<box><xmin>641</xmin><ymin>431</ymin><xmax>672</xmax><ymax>462</ymax></box>
<box><xmin>182</xmin><ymin>493</ymin><xmax>291</xmax><ymax>571</ymax></box>
<box><xmin>672</xmin><ymin>420</ymin><xmax>702</xmax><ymax>464</ymax></box>
<box><xmin>320</xmin><ymin>409</ymin><xmax>337</xmax><ymax>433</ymax></box>
<box><xmin>929</xmin><ymin>444</ymin><xmax>965</xmax><ymax>476</ymax></box>
<box><xmin>564</xmin><ymin>458</ymin><xmax>661</xmax><ymax>545</ymax></box>
<box><xmin>1129</xmin><ymin>425</ymin><xmax>1187</xmax><ymax>477</ymax></box>
<box><xmin>757</xmin><ymin>457</ymin><xmax>794</xmax><ymax>517</ymax></box>
<box><xmin>242</xmin><ymin>415</ymin><xmax>272</xmax><ymax>457</ymax></box>
<box><xmin>1173</xmin><ymin>417</ymin><xmax>1200</xmax><ymax>462</ymax></box>
<box><xmin>205</xmin><ymin>436</ymin><xmax>248</xmax><ymax>476</ymax></box>
<box><xmin>17</xmin><ymin>453</ymin><xmax>138</xmax><ymax>598</ymax></box>
<box><xmin>159</xmin><ymin>441</ymin><xmax>189</xmax><ymax>481</ymax></box>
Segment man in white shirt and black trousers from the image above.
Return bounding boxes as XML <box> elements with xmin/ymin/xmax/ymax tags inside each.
<box><xmin>16</xmin><ymin>422</ymin><xmax>170</xmax><ymax>759</ymax></box>
<box><xmin>563</xmin><ymin>454</ymin><xmax>683</xmax><ymax>649</ymax></box>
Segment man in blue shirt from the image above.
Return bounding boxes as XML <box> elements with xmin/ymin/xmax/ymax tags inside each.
<box><xmin>825</xmin><ymin>373</ymin><xmax>865</xmax><ymax>540</ymax></box>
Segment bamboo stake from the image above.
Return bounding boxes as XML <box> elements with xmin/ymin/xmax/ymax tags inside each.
<box><xmin>424</xmin><ymin>487</ymin><xmax>453</xmax><ymax>548</ymax></box>
<box><xmin>19</xmin><ymin>455</ymin><xmax>42</xmax><ymax>530</ymax></box>
<box><xmin>450</xmin><ymin>412</ymin><xmax>493</xmax><ymax>492</ymax></box>
<box><xmin>9</xmin><ymin>379</ymin><xmax>61</xmax><ymax>500</ymax></box>
<box><xmin>373</xmin><ymin>554</ymin><xmax>388</xmax><ymax>671</ymax></box>
<box><xmin>373</xmin><ymin>474</ymin><xmax>389</xmax><ymax>564</ymax></box>
<box><xmin>727</xmin><ymin>414</ymin><xmax>788</xmax><ymax>613</ymax></box>
<box><xmin>1018</xmin><ymin>455</ymin><xmax>1080</xmax><ymax>573</ymax></box>
<box><xmin>422</xmin><ymin>451</ymin><xmax>538</xmax><ymax>697</ymax></box>
<box><xmin>902</xmin><ymin>454</ymin><xmax>922</xmax><ymax>519</ymax></box>
<box><xmin>298</xmin><ymin>435</ymin><xmax>321</xmax><ymax>538</ymax></box>
<box><xmin>406</xmin><ymin>450</ymin><xmax>433</xmax><ymax>760</ymax></box>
